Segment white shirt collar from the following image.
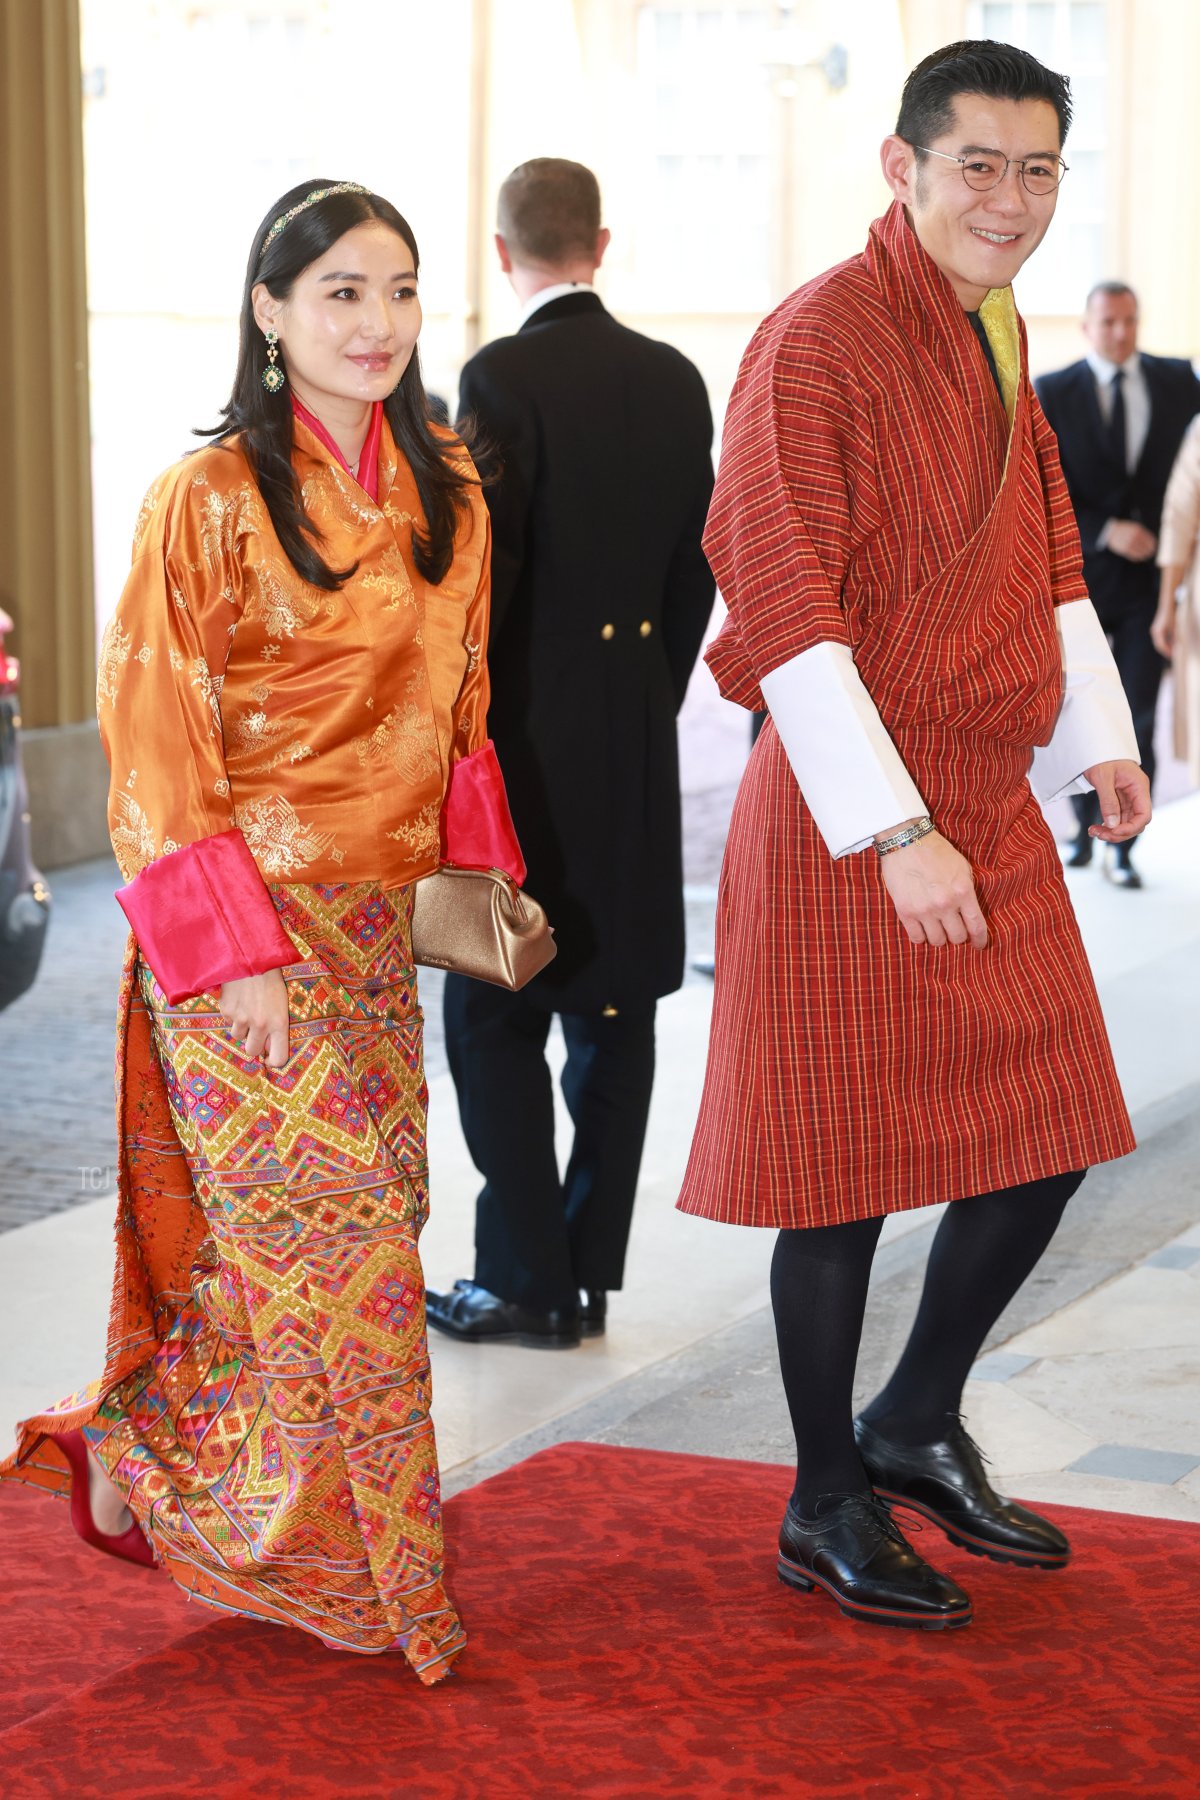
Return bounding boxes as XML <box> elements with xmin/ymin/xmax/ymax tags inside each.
<box><xmin>1086</xmin><ymin>349</ymin><xmax>1142</xmax><ymax>386</ymax></box>
<box><xmin>517</xmin><ymin>280</ymin><xmax>594</xmax><ymax>327</ymax></box>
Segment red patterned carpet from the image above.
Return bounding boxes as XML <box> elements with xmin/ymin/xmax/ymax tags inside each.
<box><xmin>1</xmin><ymin>1442</ymin><xmax>1197</xmax><ymax>1799</ymax></box>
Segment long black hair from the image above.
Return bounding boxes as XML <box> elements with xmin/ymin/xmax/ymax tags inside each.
<box><xmin>199</xmin><ymin>180</ymin><xmax>475</xmax><ymax>590</ymax></box>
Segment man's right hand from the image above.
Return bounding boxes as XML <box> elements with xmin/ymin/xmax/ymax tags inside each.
<box><xmin>877</xmin><ymin>828</ymin><xmax>988</xmax><ymax>950</ymax></box>
<box><xmin>1106</xmin><ymin>519</ymin><xmax>1157</xmax><ymax>562</ymax></box>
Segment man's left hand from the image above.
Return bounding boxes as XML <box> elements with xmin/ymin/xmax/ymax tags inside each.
<box><xmin>1083</xmin><ymin>759</ymin><xmax>1152</xmax><ymax>842</ymax></box>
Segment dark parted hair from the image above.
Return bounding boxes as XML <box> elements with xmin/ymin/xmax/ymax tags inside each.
<box><xmin>897</xmin><ymin>39</ymin><xmax>1073</xmax><ymax>152</ymax></box>
<box><xmin>199</xmin><ymin>180</ymin><xmax>475</xmax><ymax>590</ymax></box>
<box><xmin>496</xmin><ymin>158</ymin><xmax>602</xmax><ymax>267</ymax></box>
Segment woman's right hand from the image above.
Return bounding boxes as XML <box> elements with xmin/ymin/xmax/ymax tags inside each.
<box><xmin>1150</xmin><ymin>601</ymin><xmax>1176</xmax><ymax>659</ymax></box>
<box><xmin>1153</xmin><ymin>564</ymin><xmax>1185</xmax><ymax>659</ymax></box>
<box><xmin>877</xmin><ymin>827</ymin><xmax>988</xmax><ymax>950</ymax></box>
<box><xmin>219</xmin><ymin>969</ymin><xmax>290</xmax><ymax>1067</ymax></box>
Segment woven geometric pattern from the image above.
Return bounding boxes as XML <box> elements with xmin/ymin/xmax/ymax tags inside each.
<box><xmin>22</xmin><ymin>882</ymin><xmax>463</xmax><ymax>1685</ymax></box>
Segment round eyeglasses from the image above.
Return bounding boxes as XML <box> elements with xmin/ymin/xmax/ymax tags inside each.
<box><xmin>914</xmin><ymin>145</ymin><xmax>1069</xmax><ymax>196</ymax></box>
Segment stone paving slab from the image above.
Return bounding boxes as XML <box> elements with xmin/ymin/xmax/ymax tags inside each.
<box><xmin>0</xmin><ymin>860</ymin><xmax>127</xmax><ymax>1232</ymax></box>
<box><xmin>1144</xmin><ymin>1244</ymin><xmax>1200</xmax><ymax>1270</ymax></box>
<box><xmin>970</xmin><ymin>1351</ymin><xmax>1037</xmax><ymax>1382</ymax></box>
<box><xmin>1067</xmin><ymin>1445</ymin><xmax>1200</xmax><ymax>1484</ymax></box>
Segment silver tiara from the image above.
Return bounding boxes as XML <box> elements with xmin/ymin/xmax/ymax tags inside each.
<box><xmin>258</xmin><ymin>183</ymin><xmax>371</xmax><ymax>264</ymax></box>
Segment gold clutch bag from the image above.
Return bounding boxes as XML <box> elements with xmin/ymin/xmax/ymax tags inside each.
<box><xmin>411</xmin><ymin>865</ymin><xmax>557</xmax><ymax>990</ymax></box>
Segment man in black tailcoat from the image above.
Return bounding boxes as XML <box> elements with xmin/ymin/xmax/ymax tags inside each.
<box><xmin>427</xmin><ymin>159</ymin><xmax>715</xmax><ymax>1348</ymax></box>
<box><xmin>1035</xmin><ymin>282</ymin><xmax>1200</xmax><ymax>885</ymax></box>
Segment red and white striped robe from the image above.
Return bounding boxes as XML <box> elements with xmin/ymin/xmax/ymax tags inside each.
<box><xmin>678</xmin><ymin>200</ymin><xmax>1134</xmax><ymax>1229</ymax></box>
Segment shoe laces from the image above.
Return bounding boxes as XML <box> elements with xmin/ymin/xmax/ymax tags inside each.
<box><xmin>884</xmin><ymin>1409</ymin><xmax>992</xmax><ymax>1468</ymax></box>
<box><xmin>810</xmin><ymin>1491</ymin><xmax>923</xmax><ymax>1545</ymax></box>
<box><xmin>947</xmin><ymin>1413</ymin><xmax>991</xmax><ymax>1469</ymax></box>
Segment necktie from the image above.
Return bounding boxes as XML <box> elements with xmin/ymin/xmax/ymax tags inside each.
<box><xmin>1107</xmin><ymin>369</ymin><xmax>1127</xmax><ymax>472</ymax></box>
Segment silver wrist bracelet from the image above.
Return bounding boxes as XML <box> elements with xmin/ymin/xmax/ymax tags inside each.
<box><xmin>874</xmin><ymin>816</ymin><xmax>935</xmax><ymax>856</ymax></box>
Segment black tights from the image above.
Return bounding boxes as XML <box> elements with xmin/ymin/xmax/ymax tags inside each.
<box><xmin>771</xmin><ymin>1171</ymin><xmax>1085</xmax><ymax>1517</ymax></box>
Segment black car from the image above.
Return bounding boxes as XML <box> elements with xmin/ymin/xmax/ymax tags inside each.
<box><xmin>0</xmin><ymin>610</ymin><xmax>51</xmax><ymax>1009</ymax></box>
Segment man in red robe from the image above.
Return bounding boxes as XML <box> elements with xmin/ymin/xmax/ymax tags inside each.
<box><xmin>679</xmin><ymin>40</ymin><xmax>1150</xmax><ymax>1629</ymax></box>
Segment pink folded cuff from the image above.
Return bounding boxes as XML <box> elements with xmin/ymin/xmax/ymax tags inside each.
<box><xmin>116</xmin><ymin>829</ymin><xmax>296</xmax><ymax>1003</ymax></box>
<box><xmin>441</xmin><ymin>740</ymin><xmax>527</xmax><ymax>885</ymax></box>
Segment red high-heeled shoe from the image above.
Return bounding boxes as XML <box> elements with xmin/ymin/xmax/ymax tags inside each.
<box><xmin>57</xmin><ymin>1430</ymin><xmax>156</xmax><ymax>1569</ymax></box>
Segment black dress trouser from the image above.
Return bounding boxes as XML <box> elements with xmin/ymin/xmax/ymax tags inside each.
<box><xmin>1071</xmin><ymin>590</ymin><xmax>1164</xmax><ymax>841</ymax></box>
<box><xmin>443</xmin><ymin>974</ymin><xmax>656</xmax><ymax>1313</ymax></box>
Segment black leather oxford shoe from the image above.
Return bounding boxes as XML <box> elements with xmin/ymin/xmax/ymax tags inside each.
<box><xmin>1064</xmin><ymin>836</ymin><xmax>1093</xmax><ymax>868</ymax></box>
<box><xmin>579</xmin><ymin>1290</ymin><xmax>607</xmax><ymax>1337</ymax></box>
<box><xmin>425</xmin><ymin>1280</ymin><xmax>581</xmax><ymax>1349</ymax></box>
<box><xmin>855</xmin><ymin>1416</ymin><xmax>1070</xmax><ymax>1569</ymax></box>
<box><xmin>777</xmin><ymin>1495</ymin><xmax>972</xmax><ymax>1630</ymax></box>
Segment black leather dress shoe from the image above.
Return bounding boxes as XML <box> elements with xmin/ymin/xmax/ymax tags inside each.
<box><xmin>425</xmin><ymin>1280</ymin><xmax>581</xmax><ymax>1349</ymax></box>
<box><xmin>579</xmin><ymin>1290</ymin><xmax>607</xmax><ymax>1337</ymax></box>
<box><xmin>1064</xmin><ymin>836</ymin><xmax>1093</xmax><ymax>869</ymax></box>
<box><xmin>777</xmin><ymin>1495</ymin><xmax>972</xmax><ymax>1630</ymax></box>
<box><xmin>855</xmin><ymin>1417</ymin><xmax>1070</xmax><ymax>1569</ymax></box>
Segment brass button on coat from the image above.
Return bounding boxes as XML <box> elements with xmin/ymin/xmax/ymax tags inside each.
<box><xmin>600</xmin><ymin>623</ymin><xmax>615</xmax><ymax>640</ymax></box>
<box><xmin>601</xmin><ymin>1004</ymin><xmax>619</xmax><ymax>1017</ymax></box>
<box><xmin>639</xmin><ymin>620</ymin><xmax>652</xmax><ymax>637</ymax></box>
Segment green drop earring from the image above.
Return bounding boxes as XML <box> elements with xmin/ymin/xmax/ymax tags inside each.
<box><xmin>261</xmin><ymin>327</ymin><xmax>286</xmax><ymax>394</ymax></box>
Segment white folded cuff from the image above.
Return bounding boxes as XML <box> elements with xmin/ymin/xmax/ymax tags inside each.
<box><xmin>1029</xmin><ymin>598</ymin><xmax>1141</xmax><ymax>801</ymax></box>
<box><xmin>760</xmin><ymin>642</ymin><xmax>927</xmax><ymax>858</ymax></box>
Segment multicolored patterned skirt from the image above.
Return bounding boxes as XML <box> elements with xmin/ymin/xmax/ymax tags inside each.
<box><xmin>0</xmin><ymin>882</ymin><xmax>463</xmax><ymax>1685</ymax></box>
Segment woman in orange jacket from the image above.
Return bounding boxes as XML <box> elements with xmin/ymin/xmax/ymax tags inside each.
<box><xmin>1</xmin><ymin>180</ymin><xmax>522</xmax><ymax>1687</ymax></box>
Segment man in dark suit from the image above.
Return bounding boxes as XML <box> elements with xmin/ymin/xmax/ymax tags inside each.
<box><xmin>427</xmin><ymin>159</ymin><xmax>715</xmax><ymax>1348</ymax></box>
<box><xmin>1035</xmin><ymin>283</ymin><xmax>1200</xmax><ymax>885</ymax></box>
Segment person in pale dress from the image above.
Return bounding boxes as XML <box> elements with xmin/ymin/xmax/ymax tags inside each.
<box><xmin>1152</xmin><ymin>413</ymin><xmax>1200</xmax><ymax>784</ymax></box>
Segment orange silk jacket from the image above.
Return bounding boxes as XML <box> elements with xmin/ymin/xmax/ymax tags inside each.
<box><xmin>98</xmin><ymin>416</ymin><xmax>491</xmax><ymax>892</ymax></box>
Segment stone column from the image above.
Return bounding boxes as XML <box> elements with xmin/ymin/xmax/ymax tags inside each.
<box><xmin>0</xmin><ymin>0</ymin><xmax>109</xmax><ymax>865</ymax></box>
